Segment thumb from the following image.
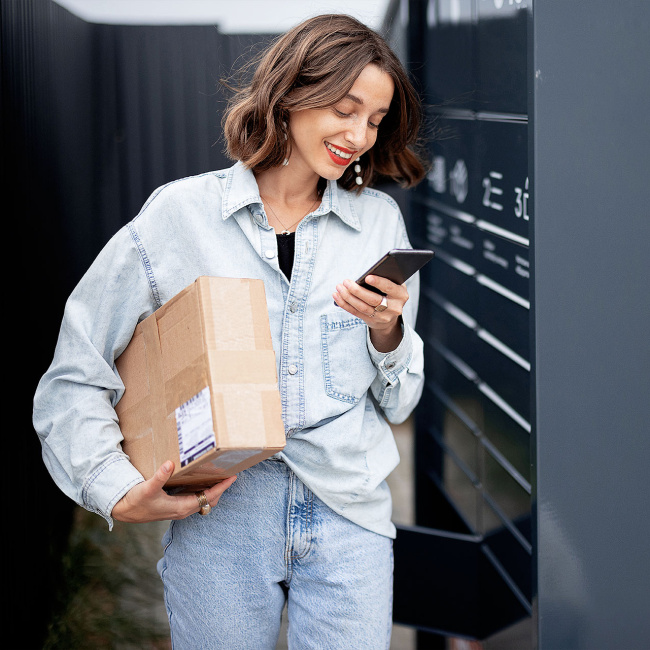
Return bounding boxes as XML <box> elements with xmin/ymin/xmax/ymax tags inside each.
<box><xmin>150</xmin><ymin>460</ymin><xmax>174</xmax><ymax>489</ymax></box>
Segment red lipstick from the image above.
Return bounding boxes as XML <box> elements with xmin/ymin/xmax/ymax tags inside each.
<box><xmin>324</xmin><ymin>142</ymin><xmax>357</xmax><ymax>166</ymax></box>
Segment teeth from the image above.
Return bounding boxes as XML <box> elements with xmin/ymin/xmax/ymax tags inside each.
<box><xmin>326</xmin><ymin>142</ymin><xmax>353</xmax><ymax>159</ymax></box>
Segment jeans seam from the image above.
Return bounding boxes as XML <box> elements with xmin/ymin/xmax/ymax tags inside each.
<box><xmin>284</xmin><ymin>471</ymin><xmax>294</xmax><ymax>585</ymax></box>
<box><xmin>160</xmin><ymin>521</ymin><xmax>176</xmax><ymax>648</ymax></box>
<box><xmin>305</xmin><ymin>489</ymin><xmax>314</xmax><ymax>557</ymax></box>
<box><xmin>292</xmin><ymin>488</ymin><xmax>314</xmax><ymax>561</ymax></box>
<box><xmin>386</xmin><ymin>540</ymin><xmax>394</xmax><ymax>650</ymax></box>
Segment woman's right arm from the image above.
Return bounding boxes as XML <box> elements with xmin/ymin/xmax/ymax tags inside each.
<box><xmin>33</xmin><ymin>226</ymin><xmax>169</xmax><ymax>527</ymax></box>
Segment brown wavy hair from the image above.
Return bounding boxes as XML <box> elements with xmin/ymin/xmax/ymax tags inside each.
<box><xmin>222</xmin><ymin>14</ymin><xmax>426</xmax><ymax>192</ymax></box>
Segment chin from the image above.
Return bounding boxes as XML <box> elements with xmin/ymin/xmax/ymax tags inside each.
<box><xmin>320</xmin><ymin>172</ymin><xmax>345</xmax><ymax>182</ymax></box>
<box><xmin>318</xmin><ymin>165</ymin><xmax>348</xmax><ymax>182</ymax></box>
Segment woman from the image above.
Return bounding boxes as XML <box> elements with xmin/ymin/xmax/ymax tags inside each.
<box><xmin>34</xmin><ymin>14</ymin><xmax>426</xmax><ymax>649</ymax></box>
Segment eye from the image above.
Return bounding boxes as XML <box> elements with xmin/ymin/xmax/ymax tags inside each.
<box><xmin>369</xmin><ymin>120</ymin><xmax>380</xmax><ymax>129</ymax></box>
<box><xmin>334</xmin><ymin>108</ymin><xmax>350</xmax><ymax>118</ymax></box>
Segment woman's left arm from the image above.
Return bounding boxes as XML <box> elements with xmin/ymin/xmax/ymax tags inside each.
<box><xmin>332</xmin><ymin>270</ymin><xmax>425</xmax><ymax>424</ymax></box>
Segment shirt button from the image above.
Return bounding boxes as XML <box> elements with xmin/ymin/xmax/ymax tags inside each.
<box><xmin>289</xmin><ymin>302</ymin><xmax>297</xmax><ymax>313</ymax></box>
<box><xmin>288</xmin><ymin>364</ymin><xmax>298</xmax><ymax>375</ymax></box>
<box><xmin>264</xmin><ymin>249</ymin><xmax>276</xmax><ymax>259</ymax></box>
<box><xmin>385</xmin><ymin>361</ymin><xmax>396</xmax><ymax>370</ymax></box>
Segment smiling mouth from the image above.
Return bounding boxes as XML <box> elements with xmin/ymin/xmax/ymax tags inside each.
<box><xmin>324</xmin><ymin>141</ymin><xmax>357</xmax><ymax>165</ymax></box>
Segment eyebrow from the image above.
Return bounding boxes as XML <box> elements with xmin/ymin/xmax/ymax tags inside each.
<box><xmin>345</xmin><ymin>93</ymin><xmax>390</xmax><ymax>114</ymax></box>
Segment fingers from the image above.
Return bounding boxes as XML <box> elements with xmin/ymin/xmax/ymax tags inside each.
<box><xmin>180</xmin><ymin>475</ymin><xmax>237</xmax><ymax>519</ymax></box>
<box><xmin>364</xmin><ymin>275</ymin><xmax>407</xmax><ymax>298</ymax></box>
<box><xmin>365</xmin><ymin>276</ymin><xmax>409</xmax><ymax>308</ymax></box>
<box><xmin>334</xmin><ymin>283</ymin><xmax>385</xmax><ymax>321</ymax></box>
<box><xmin>203</xmin><ymin>475</ymin><xmax>237</xmax><ymax>507</ymax></box>
<box><xmin>334</xmin><ymin>282</ymin><xmax>376</xmax><ymax>319</ymax></box>
<box><xmin>333</xmin><ymin>277</ymin><xmax>408</xmax><ymax>324</ymax></box>
<box><xmin>174</xmin><ymin>474</ymin><xmax>237</xmax><ymax>519</ymax></box>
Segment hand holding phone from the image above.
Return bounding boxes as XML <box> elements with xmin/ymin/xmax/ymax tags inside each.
<box><xmin>332</xmin><ymin>248</ymin><xmax>434</xmax><ymax>350</ymax></box>
<box><xmin>333</xmin><ymin>248</ymin><xmax>434</xmax><ymax>308</ymax></box>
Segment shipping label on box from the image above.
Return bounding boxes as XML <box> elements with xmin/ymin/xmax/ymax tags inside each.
<box><xmin>115</xmin><ymin>276</ymin><xmax>286</xmax><ymax>491</ymax></box>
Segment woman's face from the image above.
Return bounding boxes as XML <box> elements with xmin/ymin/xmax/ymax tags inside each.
<box><xmin>287</xmin><ymin>63</ymin><xmax>394</xmax><ymax>182</ymax></box>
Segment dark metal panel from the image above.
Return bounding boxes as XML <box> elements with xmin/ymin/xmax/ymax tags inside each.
<box><xmin>427</xmin><ymin>116</ymin><xmax>478</xmax><ymax>217</ymax></box>
<box><xmin>476</xmin><ymin>0</ymin><xmax>529</xmax><ymax>115</ymax></box>
<box><xmin>424</xmin><ymin>0</ymin><xmax>475</xmax><ymax>109</ymax></box>
<box><xmin>475</xmin><ymin>119</ymin><xmax>529</xmax><ymax>245</ymax></box>
<box><xmin>394</xmin><ymin>525</ymin><xmax>530</xmax><ymax>639</ymax></box>
<box><xmin>473</xmin><ymin>327</ymin><xmax>530</xmax><ymax>418</ymax></box>
<box><xmin>476</xmin><ymin>282</ymin><xmax>528</xmax><ymax>361</ymax></box>
<box><xmin>482</xmin><ymin>453</ymin><xmax>530</xmax><ymax>539</ymax></box>
<box><xmin>396</xmin><ymin>0</ymin><xmax>533</xmax><ymax>643</ymax></box>
<box><xmin>532</xmin><ymin>2</ymin><xmax>650</xmax><ymax>648</ymax></box>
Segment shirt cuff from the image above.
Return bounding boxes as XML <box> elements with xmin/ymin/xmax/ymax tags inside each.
<box><xmin>366</xmin><ymin>322</ymin><xmax>414</xmax><ymax>385</ymax></box>
<box><xmin>81</xmin><ymin>455</ymin><xmax>144</xmax><ymax>529</ymax></box>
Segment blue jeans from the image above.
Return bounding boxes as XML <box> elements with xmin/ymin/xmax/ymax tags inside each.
<box><xmin>158</xmin><ymin>459</ymin><xmax>393</xmax><ymax>649</ymax></box>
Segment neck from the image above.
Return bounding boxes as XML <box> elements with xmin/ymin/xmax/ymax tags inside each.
<box><xmin>254</xmin><ymin>164</ymin><xmax>322</xmax><ymax>235</ymax></box>
<box><xmin>254</xmin><ymin>164</ymin><xmax>320</xmax><ymax>204</ymax></box>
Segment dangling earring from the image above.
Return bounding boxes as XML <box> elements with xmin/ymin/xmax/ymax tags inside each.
<box><xmin>354</xmin><ymin>157</ymin><xmax>363</xmax><ymax>185</ymax></box>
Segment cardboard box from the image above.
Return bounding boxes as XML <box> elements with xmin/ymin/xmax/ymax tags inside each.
<box><xmin>115</xmin><ymin>276</ymin><xmax>285</xmax><ymax>492</ymax></box>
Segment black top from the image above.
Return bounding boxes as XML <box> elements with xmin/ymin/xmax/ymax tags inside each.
<box><xmin>276</xmin><ymin>232</ymin><xmax>296</xmax><ymax>281</ymax></box>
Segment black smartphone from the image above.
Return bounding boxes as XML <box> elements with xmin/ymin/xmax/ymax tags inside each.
<box><xmin>357</xmin><ymin>248</ymin><xmax>435</xmax><ymax>295</ymax></box>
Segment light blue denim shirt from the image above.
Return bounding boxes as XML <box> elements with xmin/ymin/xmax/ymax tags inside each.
<box><xmin>33</xmin><ymin>162</ymin><xmax>425</xmax><ymax>538</ymax></box>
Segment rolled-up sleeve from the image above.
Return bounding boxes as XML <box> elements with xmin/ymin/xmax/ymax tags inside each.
<box><xmin>33</xmin><ymin>225</ymin><xmax>157</xmax><ymax>528</ymax></box>
<box><xmin>366</xmin><ymin>270</ymin><xmax>425</xmax><ymax>424</ymax></box>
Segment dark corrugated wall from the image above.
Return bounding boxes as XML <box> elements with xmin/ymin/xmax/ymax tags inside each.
<box><xmin>3</xmin><ymin>1</ymin><xmax>274</xmax><ymax>644</ymax></box>
<box><xmin>4</xmin><ymin>3</ymin><xmax>94</xmax><ymax>645</ymax></box>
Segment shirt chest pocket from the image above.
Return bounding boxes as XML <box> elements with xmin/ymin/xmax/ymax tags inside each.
<box><xmin>320</xmin><ymin>313</ymin><xmax>378</xmax><ymax>404</ymax></box>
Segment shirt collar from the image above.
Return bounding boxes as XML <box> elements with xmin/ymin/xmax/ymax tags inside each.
<box><xmin>221</xmin><ymin>161</ymin><xmax>362</xmax><ymax>232</ymax></box>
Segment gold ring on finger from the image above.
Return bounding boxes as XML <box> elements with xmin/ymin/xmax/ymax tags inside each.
<box><xmin>196</xmin><ymin>491</ymin><xmax>211</xmax><ymax>516</ymax></box>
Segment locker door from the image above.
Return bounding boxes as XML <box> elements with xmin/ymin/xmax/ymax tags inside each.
<box><xmin>392</xmin><ymin>0</ymin><xmax>533</xmax><ymax>642</ymax></box>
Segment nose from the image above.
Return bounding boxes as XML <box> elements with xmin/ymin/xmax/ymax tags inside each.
<box><xmin>344</xmin><ymin>120</ymin><xmax>370</xmax><ymax>150</ymax></box>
